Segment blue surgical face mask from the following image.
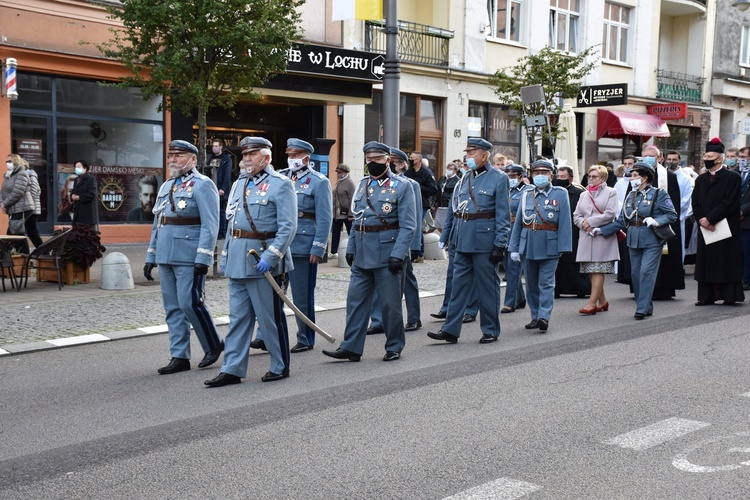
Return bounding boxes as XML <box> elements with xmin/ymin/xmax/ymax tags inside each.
<box><xmin>508</xmin><ymin>178</ymin><xmax>519</xmax><ymax>188</ymax></box>
<box><xmin>641</xmin><ymin>156</ymin><xmax>656</xmax><ymax>167</ymax></box>
<box><xmin>466</xmin><ymin>157</ymin><xmax>477</xmax><ymax>170</ymax></box>
<box><xmin>726</xmin><ymin>158</ymin><xmax>737</xmax><ymax>168</ymax></box>
<box><xmin>533</xmin><ymin>175</ymin><xmax>549</xmax><ymax>189</ymax></box>
<box><xmin>74</xmin><ymin>166</ymin><xmax>84</xmax><ymax>175</ymax></box>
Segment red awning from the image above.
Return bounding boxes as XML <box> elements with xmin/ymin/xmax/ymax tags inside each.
<box><xmin>597</xmin><ymin>109</ymin><xmax>670</xmax><ymax>139</ymax></box>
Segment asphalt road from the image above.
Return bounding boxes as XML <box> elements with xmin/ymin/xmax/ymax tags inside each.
<box><xmin>2</xmin><ymin>282</ymin><xmax>750</xmax><ymax>499</ymax></box>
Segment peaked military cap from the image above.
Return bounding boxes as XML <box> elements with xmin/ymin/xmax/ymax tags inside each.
<box><xmin>363</xmin><ymin>141</ymin><xmax>391</xmax><ymax>155</ymax></box>
<box><xmin>390</xmin><ymin>148</ymin><xmax>409</xmax><ymax>163</ymax></box>
<box><xmin>530</xmin><ymin>158</ymin><xmax>555</xmax><ymax>172</ymax></box>
<box><xmin>505</xmin><ymin>163</ymin><xmax>526</xmax><ymax>175</ymax></box>
<box><xmin>240</xmin><ymin>136</ymin><xmax>272</xmax><ymax>153</ymax></box>
<box><xmin>464</xmin><ymin>138</ymin><xmax>493</xmax><ymax>151</ymax></box>
<box><xmin>168</xmin><ymin>140</ymin><xmax>199</xmax><ymax>155</ymax></box>
<box><xmin>632</xmin><ymin>161</ymin><xmax>655</xmax><ymax>178</ymax></box>
<box><xmin>286</xmin><ymin>138</ymin><xmax>314</xmax><ymax>154</ymax></box>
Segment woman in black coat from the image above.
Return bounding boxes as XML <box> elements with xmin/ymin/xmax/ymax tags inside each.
<box><xmin>70</xmin><ymin>160</ymin><xmax>99</xmax><ymax>228</ymax></box>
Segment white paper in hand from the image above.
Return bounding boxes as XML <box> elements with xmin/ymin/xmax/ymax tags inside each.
<box><xmin>700</xmin><ymin>218</ymin><xmax>732</xmax><ymax>245</ymax></box>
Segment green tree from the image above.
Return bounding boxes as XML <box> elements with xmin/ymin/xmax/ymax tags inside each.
<box><xmin>489</xmin><ymin>45</ymin><xmax>599</xmax><ymax>145</ymax></box>
<box><xmin>97</xmin><ymin>0</ymin><xmax>303</xmax><ymax>167</ymax></box>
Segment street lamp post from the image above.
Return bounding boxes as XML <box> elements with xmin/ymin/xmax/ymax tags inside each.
<box><xmin>382</xmin><ymin>0</ymin><xmax>400</xmax><ymax>147</ymax></box>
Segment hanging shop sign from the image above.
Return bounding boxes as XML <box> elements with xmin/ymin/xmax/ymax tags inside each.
<box><xmin>648</xmin><ymin>102</ymin><xmax>688</xmax><ymax>121</ymax></box>
<box><xmin>286</xmin><ymin>43</ymin><xmax>384</xmax><ymax>82</ymax></box>
<box><xmin>576</xmin><ymin>83</ymin><xmax>628</xmax><ymax>108</ymax></box>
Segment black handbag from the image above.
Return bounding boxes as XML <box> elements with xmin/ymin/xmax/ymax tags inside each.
<box><xmin>649</xmin><ymin>189</ymin><xmax>677</xmax><ymax>245</ymax></box>
<box><xmin>8</xmin><ymin>213</ymin><xmax>26</xmax><ymax>236</ymax></box>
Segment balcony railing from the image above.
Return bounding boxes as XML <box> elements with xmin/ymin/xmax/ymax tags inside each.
<box><xmin>365</xmin><ymin>20</ymin><xmax>454</xmax><ymax>67</ymax></box>
<box><xmin>656</xmin><ymin>69</ymin><xmax>705</xmax><ymax>104</ymax></box>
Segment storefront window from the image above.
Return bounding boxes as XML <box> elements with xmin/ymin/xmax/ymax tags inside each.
<box><xmin>468</xmin><ymin>102</ymin><xmax>521</xmax><ymax>163</ymax></box>
<box><xmin>654</xmin><ymin>126</ymin><xmax>697</xmax><ymax>168</ymax></box>
<box><xmin>57</xmin><ymin>79</ymin><xmax>162</xmax><ymax>121</ymax></box>
<box><xmin>14</xmin><ymin>74</ymin><xmax>52</xmax><ymax>111</ymax></box>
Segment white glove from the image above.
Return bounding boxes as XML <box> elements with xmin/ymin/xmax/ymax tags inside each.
<box><xmin>510</xmin><ymin>252</ymin><xmax>521</xmax><ymax>263</ymax></box>
<box><xmin>438</xmin><ymin>241</ymin><xmax>446</xmax><ymax>249</ymax></box>
<box><xmin>590</xmin><ymin>228</ymin><xmax>602</xmax><ymax>236</ymax></box>
<box><xmin>643</xmin><ymin>217</ymin><xmax>658</xmax><ymax>227</ymax></box>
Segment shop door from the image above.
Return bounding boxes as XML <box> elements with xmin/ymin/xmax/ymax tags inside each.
<box><xmin>10</xmin><ymin>115</ymin><xmax>54</xmax><ymax>234</ymax></box>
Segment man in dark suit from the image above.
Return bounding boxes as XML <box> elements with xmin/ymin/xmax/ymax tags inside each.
<box><xmin>738</xmin><ymin>146</ymin><xmax>750</xmax><ymax>290</ymax></box>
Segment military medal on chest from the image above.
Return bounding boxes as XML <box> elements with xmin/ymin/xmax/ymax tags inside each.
<box><xmin>382</xmin><ymin>203</ymin><xmax>392</xmax><ymax>214</ymax></box>
<box><xmin>177</xmin><ymin>199</ymin><xmax>187</xmax><ymax>210</ymax></box>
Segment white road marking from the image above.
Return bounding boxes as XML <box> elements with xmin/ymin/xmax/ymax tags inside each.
<box><xmin>0</xmin><ymin>348</ymin><xmax>9</xmax><ymax>356</ymax></box>
<box><xmin>137</xmin><ymin>324</ymin><xmax>168</xmax><ymax>334</ymax></box>
<box><xmin>443</xmin><ymin>477</ymin><xmax>541</xmax><ymax>499</ymax></box>
<box><xmin>418</xmin><ymin>291</ymin><xmax>436</xmax><ymax>298</ymax></box>
<box><xmin>604</xmin><ymin>417</ymin><xmax>711</xmax><ymax>450</ymax></box>
<box><xmin>741</xmin><ymin>391</ymin><xmax>750</xmax><ymax>398</ymax></box>
<box><xmin>672</xmin><ymin>433</ymin><xmax>750</xmax><ymax>473</ymax></box>
<box><xmin>47</xmin><ymin>334</ymin><xmax>110</xmax><ymax>347</ymax></box>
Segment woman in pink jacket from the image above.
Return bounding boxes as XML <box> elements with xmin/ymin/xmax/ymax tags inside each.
<box><xmin>573</xmin><ymin>165</ymin><xmax>620</xmax><ymax>314</ymax></box>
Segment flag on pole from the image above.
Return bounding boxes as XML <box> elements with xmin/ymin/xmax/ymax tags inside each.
<box><xmin>332</xmin><ymin>0</ymin><xmax>383</xmax><ymax>21</ymax></box>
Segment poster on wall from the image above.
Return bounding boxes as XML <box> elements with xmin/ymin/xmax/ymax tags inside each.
<box><xmin>57</xmin><ymin>164</ymin><xmax>163</xmax><ymax>224</ymax></box>
<box><xmin>16</xmin><ymin>139</ymin><xmax>44</xmax><ymax>167</ymax></box>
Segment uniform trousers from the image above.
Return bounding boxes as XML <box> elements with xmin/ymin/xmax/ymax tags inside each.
<box><xmin>222</xmin><ymin>277</ymin><xmax>290</xmax><ymax>377</ymax></box>
<box><xmin>370</xmin><ymin>258</ymin><xmax>420</xmax><ymax>328</ymax></box>
<box><xmin>503</xmin><ymin>252</ymin><xmax>526</xmax><ymax>308</ymax></box>
<box><xmin>340</xmin><ymin>264</ymin><xmax>405</xmax><ymax>355</ymax></box>
<box><xmin>524</xmin><ymin>258</ymin><xmax>559</xmax><ymax>321</ymax></box>
<box><xmin>629</xmin><ymin>245</ymin><xmax>662</xmax><ymax>315</ymax></box>
<box><xmin>289</xmin><ymin>255</ymin><xmax>318</xmax><ymax>347</ymax></box>
<box><xmin>438</xmin><ymin>244</ymin><xmax>478</xmax><ymax>316</ymax></box>
<box><xmin>159</xmin><ymin>264</ymin><xmax>222</xmax><ymax>360</ymax></box>
<box><xmin>443</xmin><ymin>250</ymin><xmax>501</xmax><ymax>338</ymax></box>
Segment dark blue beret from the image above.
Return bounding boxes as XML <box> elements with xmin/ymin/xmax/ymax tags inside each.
<box><xmin>464</xmin><ymin>138</ymin><xmax>493</xmax><ymax>151</ymax></box>
<box><xmin>286</xmin><ymin>138</ymin><xmax>314</xmax><ymax>154</ymax></box>
<box><xmin>363</xmin><ymin>141</ymin><xmax>391</xmax><ymax>155</ymax></box>
<box><xmin>240</xmin><ymin>136</ymin><xmax>272</xmax><ymax>152</ymax></box>
<box><xmin>168</xmin><ymin>140</ymin><xmax>198</xmax><ymax>155</ymax></box>
<box><xmin>390</xmin><ymin>148</ymin><xmax>409</xmax><ymax>163</ymax></box>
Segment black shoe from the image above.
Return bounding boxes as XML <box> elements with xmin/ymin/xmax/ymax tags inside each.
<box><xmin>261</xmin><ymin>370</ymin><xmax>289</xmax><ymax>382</ymax></box>
<box><xmin>724</xmin><ymin>300</ymin><xmax>737</xmax><ymax>306</ymax></box>
<box><xmin>250</xmin><ymin>338</ymin><xmax>267</xmax><ymax>351</ymax></box>
<box><xmin>198</xmin><ymin>341</ymin><xmax>224</xmax><ymax>368</ymax></box>
<box><xmin>462</xmin><ymin>314</ymin><xmax>476</xmax><ymax>323</ymax></box>
<box><xmin>322</xmin><ymin>348</ymin><xmax>361</xmax><ymax>361</ymax></box>
<box><xmin>405</xmin><ymin>320</ymin><xmax>422</xmax><ymax>332</ymax></box>
<box><xmin>525</xmin><ymin>320</ymin><xmax>539</xmax><ymax>330</ymax></box>
<box><xmin>694</xmin><ymin>300</ymin><xmax>714</xmax><ymax>306</ymax></box>
<box><xmin>290</xmin><ymin>343</ymin><xmax>313</xmax><ymax>353</ymax></box>
<box><xmin>383</xmin><ymin>351</ymin><xmax>401</xmax><ymax>361</ymax></box>
<box><xmin>204</xmin><ymin>372</ymin><xmax>241</xmax><ymax>387</ymax></box>
<box><xmin>158</xmin><ymin>358</ymin><xmax>190</xmax><ymax>375</ymax></box>
<box><xmin>430</xmin><ymin>311</ymin><xmax>447</xmax><ymax>319</ymax></box>
<box><xmin>427</xmin><ymin>330</ymin><xmax>458</xmax><ymax>344</ymax></box>
<box><xmin>366</xmin><ymin>325</ymin><xmax>385</xmax><ymax>335</ymax></box>
<box><xmin>479</xmin><ymin>334</ymin><xmax>498</xmax><ymax>344</ymax></box>
<box><xmin>518</xmin><ymin>299</ymin><xmax>526</xmax><ymax>309</ymax></box>
<box><xmin>500</xmin><ymin>306</ymin><xmax>515</xmax><ymax>314</ymax></box>
<box><xmin>538</xmin><ymin>319</ymin><xmax>549</xmax><ymax>331</ymax></box>
<box><xmin>634</xmin><ymin>313</ymin><xmax>645</xmax><ymax>320</ymax></box>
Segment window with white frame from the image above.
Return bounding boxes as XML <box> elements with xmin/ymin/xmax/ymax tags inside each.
<box><xmin>549</xmin><ymin>0</ymin><xmax>580</xmax><ymax>53</ymax></box>
<box><xmin>602</xmin><ymin>2</ymin><xmax>630</xmax><ymax>63</ymax></box>
<box><xmin>741</xmin><ymin>25</ymin><xmax>750</xmax><ymax>67</ymax></box>
<box><xmin>488</xmin><ymin>0</ymin><xmax>523</xmax><ymax>43</ymax></box>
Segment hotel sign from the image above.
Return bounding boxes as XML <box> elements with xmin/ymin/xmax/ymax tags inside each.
<box><xmin>576</xmin><ymin>83</ymin><xmax>628</xmax><ymax>108</ymax></box>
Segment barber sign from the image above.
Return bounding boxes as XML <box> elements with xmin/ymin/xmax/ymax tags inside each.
<box><xmin>3</xmin><ymin>58</ymin><xmax>18</xmax><ymax>100</ymax></box>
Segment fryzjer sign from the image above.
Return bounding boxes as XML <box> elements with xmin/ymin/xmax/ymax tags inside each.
<box><xmin>287</xmin><ymin>43</ymin><xmax>384</xmax><ymax>82</ymax></box>
<box><xmin>648</xmin><ymin>102</ymin><xmax>687</xmax><ymax>121</ymax></box>
<box><xmin>576</xmin><ymin>83</ymin><xmax>628</xmax><ymax>108</ymax></box>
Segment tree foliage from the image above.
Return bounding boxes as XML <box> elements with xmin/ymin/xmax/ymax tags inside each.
<box><xmin>98</xmin><ymin>0</ymin><xmax>303</xmax><ymax>166</ymax></box>
<box><xmin>489</xmin><ymin>45</ymin><xmax>599</xmax><ymax>143</ymax></box>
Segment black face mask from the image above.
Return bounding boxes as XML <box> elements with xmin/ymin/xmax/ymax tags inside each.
<box><xmin>704</xmin><ymin>158</ymin><xmax>717</xmax><ymax>170</ymax></box>
<box><xmin>409</xmin><ymin>159</ymin><xmax>416</xmax><ymax>168</ymax></box>
<box><xmin>389</xmin><ymin>161</ymin><xmax>399</xmax><ymax>174</ymax></box>
<box><xmin>666</xmin><ymin>162</ymin><xmax>679</xmax><ymax>171</ymax></box>
<box><xmin>367</xmin><ymin>161</ymin><xmax>388</xmax><ymax>178</ymax></box>
<box><xmin>553</xmin><ymin>179</ymin><xmax>570</xmax><ymax>187</ymax></box>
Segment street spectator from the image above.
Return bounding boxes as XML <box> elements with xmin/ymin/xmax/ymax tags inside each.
<box><xmin>208</xmin><ymin>139</ymin><xmax>232</xmax><ymax>239</ymax></box>
<box><xmin>492</xmin><ymin>153</ymin><xmax>507</xmax><ymax>171</ymax></box>
<box><xmin>330</xmin><ymin>163</ymin><xmax>355</xmax><ymax>256</ymax></box>
<box><xmin>22</xmin><ymin>157</ymin><xmax>43</xmax><ymax>248</ymax></box>
<box><xmin>2</xmin><ymin>153</ymin><xmax>34</xmax><ymax>253</ymax></box>
<box><xmin>405</xmin><ymin>150</ymin><xmax>437</xmax><ymax>260</ymax></box>
<box><xmin>70</xmin><ymin>160</ymin><xmax>99</xmax><ymax>229</ymax></box>
<box><xmin>435</xmin><ymin>161</ymin><xmax>459</xmax><ymax>229</ymax></box>
<box><xmin>553</xmin><ymin>165</ymin><xmax>590</xmax><ymax>298</ymax></box>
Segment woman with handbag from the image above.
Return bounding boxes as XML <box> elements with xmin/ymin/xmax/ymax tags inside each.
<box><xmin>1</xmin><ymin>154</ymin><xmax>34</xmax><ymax>253</ymax></box>
<box><xmin>594</xmin><ymin>162</ymin><xmax>677</xmax><ymax>320</ymax></box>
<box><xmin>573</xmin><ymin>165</ymin><xmax>620</xmax><ymax>315</ymax></box>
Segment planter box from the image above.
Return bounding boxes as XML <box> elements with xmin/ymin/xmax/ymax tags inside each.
<box><xmin>1</xmin><ymin>255</ymin><xmax>28</xmax><ymax>279</ymax></box>
<box><xmin>37</xmin><ymin>260</ymin><xmax>90</xmax><ymax>285</ymax></box>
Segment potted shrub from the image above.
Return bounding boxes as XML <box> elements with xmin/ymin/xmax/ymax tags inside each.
<box><xmin>37</xmin><ymin>226</ymin><xmax>106</xmax><ymax>285</ymax></box>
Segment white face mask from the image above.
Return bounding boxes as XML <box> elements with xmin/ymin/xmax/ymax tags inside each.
<box><xmin>287</xmin><ymin>158</ymin><xmax>306</xmax><ymax>171</ymax></box>
<box><xmin>6</xmin><ymin>161</ymin><xmax>13</xmax><ymax>170</ymax></box>
<box><xmin>630</xmin><ymin>179</ymin><xmax>642</xmax><ymax>190</ymax></box>
<box><xmin>508</xmin><ymin>178</ymin><xmax>519</xmax><ymax>188</ymax></box>
<box><xmin>74</xmin><ymin>166</ymin><xmax>84</xmax><ymax>175</ymax></box>
<box><xmin>446</xmin><ymin>170</ymin><xmax>456</xmax><ymax>178</ymax></box>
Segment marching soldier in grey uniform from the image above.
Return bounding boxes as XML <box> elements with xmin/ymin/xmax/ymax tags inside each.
<box><xmin>323</xmin><ymin>141</ymin><xmax>416</xmax><ymax>362</ymax></box>
<box><xmin>204</xmin><ymin>137</ymin><xmax>297</xmax><ymax>387</ymax></box>
<box><xmin>508</xmin><ymin>159</ymin><xmax>572</xmax><ymax>332</ymax></box>
<box><xmin>144</xmin><ymin>140</ymin><xmax>224</xmax><ymax>374</ymax></box>
<box><xmin>502</xmin><ymin>163</ymin><xmax>532</xmax><ymax>313</ymax></box>
<box><xmin>278</xmin><ymin>138</ymin><xmax>332</xmax><ymax>353</ymax></box>
<box><xmin>367</xmin><ymin>147</ymin><xmax>422</xmax><ymax>334</ymax></box>
<box><xmin>427</xmin><ymin>138</ymin><xmax>511</xmax><ymax>344</ymax></box>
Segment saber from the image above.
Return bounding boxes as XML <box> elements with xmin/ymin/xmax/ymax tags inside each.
<box><xmin>248</xmin><ymin>249</ymin><xmax>336</xmax><ymax>344</ymax></box>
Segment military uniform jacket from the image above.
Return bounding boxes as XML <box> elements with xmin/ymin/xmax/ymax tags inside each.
<box><xmin>147</xmin><ymin>169</ymin><xmax>219</xmax><ymax>267</ymax></box>
<box><xmin>509</xmin><ymin>185</ymin><xmax>573</xmax><ymax>260</ymax></box>
<box><xmin>220</xmin><ymin>168</ymin><xmax>297</xmax><ymax>278</ymax></box>
<box><xmin>509</xmin><ymin>183</ymin><xmax>534</xmax><ymax>222</ymax></box>
<box><xmin>438</xmin><ymin>166</ymin><xmax>511</xmax><ymax>253</ymax></box>
<box><xmin>346</xmin><ymin>171</ymin><xmax>416</xmax><ymax>268</ymax></box>
<box><xmin>277</xmin><ymin>166</ymin><xmax>332</xmax><ymax>258</ymax></box>
<box><xmin>600</xmin><ymin>185</ymin><xmax>677</xmax><ymax>248</ymax></box>
<box><xmin>397</xmin><ymin>172</ymin><xmax>422</xmax><ymax>252</ymax></box>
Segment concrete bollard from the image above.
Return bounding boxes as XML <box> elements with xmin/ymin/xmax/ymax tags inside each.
<box><xmin>337</xmin><ymin>236</ymin><xmax>349</xmax><ymax>268</ymax></box>
<box><xmin>423</xmin><ymin>232</ymin><xmax>446</xmax><ymax>260</ymax></box>
<box><xmin>100</xmin><ymin>252</ymin><xmax>135</xmax><ymax>290</ymax></box>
